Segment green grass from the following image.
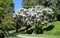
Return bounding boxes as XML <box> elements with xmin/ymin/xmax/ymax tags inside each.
<box><xmin>14</xmin><ymin>34</ymin><xmax>60</xmax><ymax>38</ymax></box>
<box><xmin>9</xmin><ymin>36</ymin><xmax>18</xmax><ymax>38</ymax></box>
<box><xmin>9</xmin><ymin>34</ymin><xmax>21</xmax><ymax>38</ymax></box>
<box><xmin>9</xmin><ymin>21</ymin><xmax>60</xmax><ymax>38</ymax></box>
<box><xmin>44</xmin><ymin>21</ymin><xmax>60</xmax><ymax>35</ymax></box>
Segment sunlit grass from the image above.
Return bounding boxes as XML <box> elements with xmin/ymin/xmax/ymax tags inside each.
<box><xmin>44</xmin><ymin>21</ymin><xmax>60</xmax><ymax>35</ymax></box>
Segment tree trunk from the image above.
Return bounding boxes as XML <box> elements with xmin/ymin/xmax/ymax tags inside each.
<box><xmin>16</xmin><ymin>24</ymin><xmax>19</xmax><ymax>32</ymax></box>
<box><xmin>4</xmin><ymin>29</ymin><xmax>9</xmax><ymax>38</ymax></box>
<box><xmin>16</xmin><ymin>15</ymin><xmax>19</xmax><ymax>32</ymax></box>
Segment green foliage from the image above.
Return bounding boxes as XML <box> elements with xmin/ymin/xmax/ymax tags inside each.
<box><xmin>23</xmin><ymin>0</ymin><xmax>45</xmax><ymax>8</ymax></box>
<box><xmin>0</xmin><ymin>0</ymin><xmax>14</xmax><ymax>36</ymax></box>
<box><xmin>23</xmin><ymin>0</ymin><xmax>39</xmax><ymax>8</ymax></box>
<box><xmin>2</xmin><ymin>17</ymin><xmax>15</xmax><ymax>29</ymax></box>
<box><xmin>0</xmin><ymin>30</ymin><xmax>3</xmax><ymax>36</ymax></box>
<box><xmin>0</xmin><ymin>0</ymin><xmax>14</xmax><ymax>19</ymax></box>
<box><xmin>23</xmin><ymin>0</ymin><xmax>60</xmax><ymax>14</ymax></box>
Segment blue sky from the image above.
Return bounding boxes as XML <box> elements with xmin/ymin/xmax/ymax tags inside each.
<box><xmin>13</xmin><ymin>0</ymin><xmax>23</xmax><ymax>12</ymax></box>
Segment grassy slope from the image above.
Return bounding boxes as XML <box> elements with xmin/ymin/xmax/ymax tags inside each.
<box><xmin>9</xmin><ymin>21</ymin><xmax>60</xmax><ymax>38</ymax></box>
<box><xmin>44</xmin><ymin>21</ymin><xmax>60</xmax><ymax>35</ymax></box>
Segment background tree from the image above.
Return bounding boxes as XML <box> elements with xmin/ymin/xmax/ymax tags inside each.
<box><xmin>23</xmin><ymin>0</ymin><xmax>41</xmax><ymax>8</ymax></box>
<box><xmin>0</xmin><ymin>0</ymin><xmax>14</xmax><ymax>37</ymax></box>
<box><xmin>23</xmin><ymin>0</ymin><xmax>60</xmax><ymax>20</ymax></box>
<box><xmin>23</xmin><ymin>0</ymin><xmax>47</xmax><ymax>8</ymax></box>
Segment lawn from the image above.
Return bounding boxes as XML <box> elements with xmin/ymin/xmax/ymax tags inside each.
<box><xmin>44</xmin><ymin>21</ymin><xmax>60</xmax><ymax>35</ymax></box>
<box><xmin>9</xmin><ymin>21</ymin><xmax>60</xmax><ymax>38</ymax></box>
<box><xmin>9</xmin><ymin>34</ymin><xmax>60</xmax><ymax>38</ymax></box>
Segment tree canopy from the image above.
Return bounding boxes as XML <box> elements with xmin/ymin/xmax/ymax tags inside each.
<box><xmin>0</xmin><ymin>0</ymin><xmax>14</xmax><ymax>37</ymax></box>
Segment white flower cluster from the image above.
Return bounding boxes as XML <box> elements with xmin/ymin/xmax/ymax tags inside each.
<box><xmin>13</xmin><ymin>6</ymin><xmax>54</xmax><ymax>26</ymax></box>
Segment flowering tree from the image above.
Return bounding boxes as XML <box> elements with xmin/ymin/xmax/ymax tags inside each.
<box><xmin>13</xmin><ymin>6</ymin><xmax>55</xmax><ymax>34</ymax></box>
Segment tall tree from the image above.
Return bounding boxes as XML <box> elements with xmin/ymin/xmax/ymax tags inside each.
<box><xmin>23</xmin><ymin>0</ymin><xmax>38</xmax><ymax>8</ymax></box>
<box><xmin>0</xmin><ymin>0</ymin><xmax>14</xmax><ymax>37</ymax></box>
<box><xmin>23</xmin><ymin>0</ymin><xmax>47</xmax><ymax>8</ymax></box>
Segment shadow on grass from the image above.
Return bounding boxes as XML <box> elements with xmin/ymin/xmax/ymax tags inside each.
<box><xmin>35</xmin><ymin>25</ymin><xmax>55</xmax><ymax>34</ymax></box>
<box><xmin>10</xmin><ymin>25</ymin><xmax>55</xmax><ymax>34</ymax></box>
<box><xmin>26</xmin><ymin>29</ymin><xmax>34</xmax><ymax>34</ymax></box>
<box><xmin>19</xmin><ymin>25</ymin><xmax>55</xmax><ymax>34</ymax></box>
<box><xmin>43</xmin><ymin>25</ymin><xmax>55</xmax><ymax>31</ymax></box>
